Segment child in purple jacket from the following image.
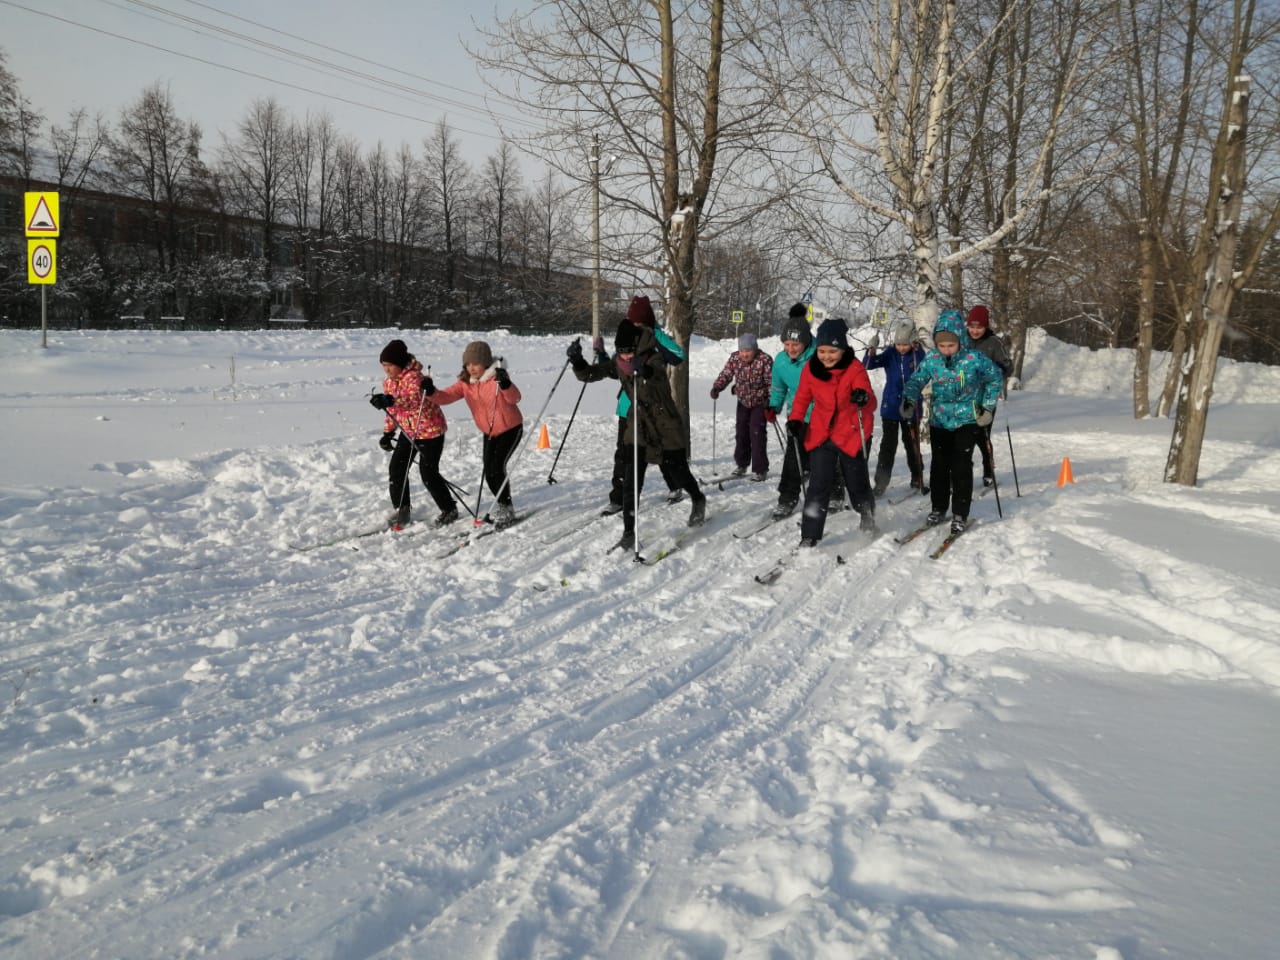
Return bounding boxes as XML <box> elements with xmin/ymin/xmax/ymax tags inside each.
<box><xmin>711</xmin><ymin>333</ymin><xmax>774</xmax><ymax>480</ymax></box>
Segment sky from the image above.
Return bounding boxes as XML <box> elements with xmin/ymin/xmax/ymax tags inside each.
<box><xmin>0</xmin><ymin>323</ymin><xmax>1278</xmax><ymax>958</ymax></box>
<box><xmin>1</xmin><ymin>0</ymin><xmax>534</xmax><ymax>169</ymax></box>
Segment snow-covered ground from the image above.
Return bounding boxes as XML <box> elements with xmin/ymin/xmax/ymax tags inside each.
<box><xmin>1</xmin><ymin>324</ymin><xmax>1277</xmax><ymax>960</ymax></box>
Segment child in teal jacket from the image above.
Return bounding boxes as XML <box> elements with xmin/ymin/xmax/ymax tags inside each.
<box><xmin>901</xmin><ymin>309</ymin><xmax>1003</xmax><ymax>534</ymax></box>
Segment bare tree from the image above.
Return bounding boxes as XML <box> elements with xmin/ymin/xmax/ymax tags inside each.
<box><xmin>422</xmin><ymin>118</ymin><xmax>472</xmax><ymax>293</ymax></box>
<box><xmin>758</xmin><ymin>0</ymin><xmax>1114</xmax><ymax>347</ymax></box>
<box><xmin>50</xmin><ymin>108</ymin><xmax>109</xmax><ymax>197</ymax></box>
<box><xmin>1165</xmin><ymin>0</ymin><xmax>1280</xmax><ymax>485</ymax></box>
<box><xmin>477</xmin><ymin>0</ymin><xmax>768</xmax><ymax>432</ymax></box>
<box><xmin>0</xmin><ymin>50</ymin><xmax>42</xmax><ymax>186</ymax></box>
<box><xmin>108</xmin><ymin>83</ymin><xmax>204</xmax><ymax>273</ymax></box>
<box><xmin>284</xmin><ymin>112</ymin><xmax>339</xmax><ymax>319</ymax></box>
<box><xmin>221</xmin><ymin>97</ymin><xmax>291</xmax><ymax>279</ymax></box>
<box><xmin>480</xmin><ymin>139</ymin><xmax>523</xmax><ymax>272</ymax></box>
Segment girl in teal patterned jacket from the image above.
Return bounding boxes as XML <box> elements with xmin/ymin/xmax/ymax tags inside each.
<box><xmin>900</xmin><ymin>310</ymin><xmax>1003</xmax><ymax>535</ymax></box>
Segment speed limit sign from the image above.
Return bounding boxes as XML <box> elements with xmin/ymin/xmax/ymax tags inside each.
<box><xmin>28</xmin><ymin>239</ymin><xmax>56</xmax><ymax>284</ymax></box>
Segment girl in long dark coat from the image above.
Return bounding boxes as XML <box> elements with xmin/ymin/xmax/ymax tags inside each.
<box><xmin>568</xmin><ymin>320</ymin><xmax>706</xmax><ymax>550</ymax></box>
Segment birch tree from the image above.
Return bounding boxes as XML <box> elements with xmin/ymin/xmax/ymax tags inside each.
<box><xmin>1165</xmin><ymin>0</ymin><xmax>1280</xmax><ymax>484</ymax></box>
<box><xmin>757</xmin><ymin>0</ymin><xmax>1113</xmax><ymax>345</ymax></box>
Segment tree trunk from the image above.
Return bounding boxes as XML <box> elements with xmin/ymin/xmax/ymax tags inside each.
<box><xmin>1165</xmin><ymin>74</ymin><xmax>1249</xmax><ymax>485</ymax></box>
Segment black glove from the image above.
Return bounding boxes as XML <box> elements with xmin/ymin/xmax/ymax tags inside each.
<box><xmin>899</xmin><ymin>398</ymin><xmax>916</xmax><ymax>420</ymax></box>
<box><xmin>494</xmin><ymin>367</ymin><xmax>511</xmax><ymax>390</ymax></box>
<box><xmin>851</xmin><ymin>388</ymin><xmax>870</xmax><ymax>407</ymax></box>
<box><xmin>975</xmin><ymin>405</ymin><xmax>994</xmax><ymax>426</ymax></box>
<box><xmin>379</xmin><ymin>431</ymin><xmax>395</xmax><ymax>451</ymax></box>
<box><xmin>566</xmin><ymin>338</ymin><xmax>584</xmax><ymax>362</ymax></box>
<box><xmin>786</xmin><ymin>419</ymin><xmax>805</xmax><ymax>440</ymax></box>
<box><xmin>710</xmin><ymin>386</ymin><xmax>721</xmax><ymax>400</ymax></box>
<box><xmin>370</xmin><ymin>393</ymin><xmax>395</xmax><ymax>410</ymax></box>
<box><xmin>420</xmin><ymin>376</ymin><xmax>435</xmax><ymax>396</ymax></box>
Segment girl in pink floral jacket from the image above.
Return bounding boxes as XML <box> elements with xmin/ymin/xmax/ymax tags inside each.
<box><xmin>368</xmin><ymin>339</ymin><xmax>458</xmax><ymax>529</ymax></box>
<box><xmin>710</xmin><ymin>333</ymin><xmax>774</xmax><ymax>478</ymax></box>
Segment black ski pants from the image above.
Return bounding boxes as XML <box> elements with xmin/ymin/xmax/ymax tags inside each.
<box><xmin>929</xmin><ymin>422</ymin><xmax>983</xmax><ymax>520</ymax></box>
<box><xmin>874</xmin><ymin>417</ymin><xmax>925</xmax><ymax>490</ymax></box>
<box><xmin>620</xmin><ymin>447</ymin><xmax>703</xmax><ymax>533</ymax></box>
<box><xmin>777</xmin><ymin>428</ymin><xmax>809</xmax><ymax>503</ymax></box>
<box><xmin>610</xmin><ymin>417</ymin><xmax>678</xmax><ymax>505</ymax></box>
<box><xmin>481</xmin><ymin>424</ymin><xmax>522</xmax><ymax>506</ymax></box>
<box><xmin>800</xmin><ymin>440</ymin><xmax>874</xmax><ymax>542</ymax></box>
<box><xmin>389</xmin><ymin>434</ymin><xmax>455</xmax><ymax>513</ymax></box>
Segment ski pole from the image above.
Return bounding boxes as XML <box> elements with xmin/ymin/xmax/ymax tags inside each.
<box><xmin>980</xmin><ymin>430</ymin><xmax>1004</xmax><ymax>518</ymax></box>
<box><xmin>711</xmin><ymin>395</ymin><xmax>717</xmax><ymax>465</ymax></box>
<box><xmin>906</xmin><ymin>418</ymin><xmax>925</xmax><ymax>493</ymax></box>
<box><xmin>489</xmin><ymin>355</ymin><xmax>572</xmax><ymax>505</ymax></box>
<box><xmin>548</xmin><ymin>378</ymin><xmax>587</xmax><ymax>484</ymax></box>
<box><xmin>770</xmin><ymin>416</ymin><xmax>787</xmax><ymax>456</ymax></box>
<box><xmin>444</xmin><ymin>480</ymin><xmax>480</xmax><ymax>519</ymax></box>
<box><xmin>853</xmin><ymin>400</ymin><xmax>871</xmax><ymax>514</ymax></box>
<box><xmin>632</xmin><ymin>368</ymin><xmax>642</xmax><ymax>562</ymax></box>
<box><xmin>1005</xmin><ymin>422</ymin><xmax>1021</xmax><ymax>497</ymax></box>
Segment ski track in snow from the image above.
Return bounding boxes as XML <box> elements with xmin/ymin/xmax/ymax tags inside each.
<box><xmin>1</xmin><ymin>328</ymin><xmax>1278</xmax><ymax>958</ymax></box>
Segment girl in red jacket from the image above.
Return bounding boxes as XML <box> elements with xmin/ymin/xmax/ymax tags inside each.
<box><xmin>424</xmin><ymin>341</ymin><xmax>524</xmax><ymax>528</ymax></box>
<box><xmin>787</xmin><ymin>318</ymin><xmax>878</xmax><ymax>546</ymax></box>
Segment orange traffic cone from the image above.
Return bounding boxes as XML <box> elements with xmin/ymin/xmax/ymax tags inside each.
<box><xmin>537</xmin><ymin>423</ymin><xmax>551</xmax><ymax>449</ymax></box>
<box><xmin>1057</xmin><ymin>457</ymin><xmax>1075</xmax><ymax>487</ymax></box>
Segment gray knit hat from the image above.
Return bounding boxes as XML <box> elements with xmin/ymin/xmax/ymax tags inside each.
<box><xmin>737</xmin><ymin>332</ymin><xmax>758</xmax><ymax>351</ymax></box>
<box><xmin>779</xmin><ymin>317</ymin><xmax>813</xmax><ymax>347</ymax></box>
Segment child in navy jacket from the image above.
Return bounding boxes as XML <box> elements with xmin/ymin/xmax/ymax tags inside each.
<box><xmin>864</xmin><ymin>319</ymin><xmax>927</xmax><ymax>498</ymax></box>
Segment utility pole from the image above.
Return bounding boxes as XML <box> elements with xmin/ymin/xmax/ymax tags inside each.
<box><xmin>591</xmin><ymin>133</ymin><xmax>601</xmax><ymax>340</ymax></box>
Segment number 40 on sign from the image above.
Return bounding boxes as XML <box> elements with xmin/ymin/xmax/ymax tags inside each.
<box><xmin>28</xmin><ymin>239</ymin><xmax>57</xmax><ymax>284</ymax></box>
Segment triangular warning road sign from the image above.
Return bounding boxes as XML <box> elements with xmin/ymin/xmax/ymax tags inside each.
<box><xmin>25</xmin><ymin>193</ymin><xmax>59</xmax><ymax>236</ymax></box>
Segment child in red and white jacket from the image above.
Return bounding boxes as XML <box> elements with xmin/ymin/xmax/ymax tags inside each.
<box><xmin>424</xmin><ymin>340</ymin><xmax>524</xmax><ymax>528</ymax></box>
<box><xmin>368</xmin><ymin>338</ymin><xmax>458</xmax><ymax>529</ymax></box>
<box><xmin>787</xmin><ymin>318</ymin><xmax>878</xmax><ymax>546</ymax></box>
<box><xmin>710</xmin><ymin>333</ymin><xmax>774</xmax><ymax>479</ymax></box>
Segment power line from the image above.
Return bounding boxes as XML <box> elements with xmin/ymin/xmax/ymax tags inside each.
<box><xmin>0</xmin><ymin>0</ymin><xmax>532</xmax><ymax>145</ymax></box>
<box><xmin>114</xmin><ymin>0</ymin><xmax>534</xmax><ymax>129</ymax></box>
<box><xmin>176</xmin><ymin>0</ymin><xmax>512</xmax><ymax>113</ymax></box>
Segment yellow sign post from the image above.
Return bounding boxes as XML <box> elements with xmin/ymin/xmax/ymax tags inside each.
<box><xmin>731</xmin><ymin>309</ymin><xmax>744</xmax><ymax>325</ymax></box>
<box><xmin>24</xmin><ymin>191</ymin><xmax>60</xmax><ymax>348</ymax></box>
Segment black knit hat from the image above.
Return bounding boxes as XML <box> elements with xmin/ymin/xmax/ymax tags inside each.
<box><xmin>788</xmin><ymin>302</ymin><xmax>808</xmax><ymax>319</ymax></box>
<box><xmin>379</xmin><ymin>339</ymin><xmax>411</xmax><ymax>368</ymax></box>
<box><xmin>615</xmin><ymin>319</ymin><xmax>643</xmax><ymax>353</ymax></box>
<box><xmin>814</xmin><ymin>317</ymin><xmax>850</xmax><ymax>351</ymax></box>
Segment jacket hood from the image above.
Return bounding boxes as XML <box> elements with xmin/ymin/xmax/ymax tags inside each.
<box><xmin>933</xmin><ymin>308</ymin><xmax>967</xmax><ymax>344</ymax></box>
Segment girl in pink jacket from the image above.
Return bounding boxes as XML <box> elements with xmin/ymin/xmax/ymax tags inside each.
<box><xmin>424</xmin><ymin>340</ymin><xmax>524</xmax><ymax>528</ymax></box>
<box><xmin>368</xmin><ymin>339</ymin><xmax>458</xmax><ymax>530</ymax></box>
